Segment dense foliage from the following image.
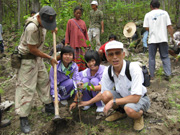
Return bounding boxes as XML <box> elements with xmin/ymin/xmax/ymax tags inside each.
<box><xmin>0</xmin><ymin>0</ymin><xmax>179</xmax><ymax>48</ymax></box>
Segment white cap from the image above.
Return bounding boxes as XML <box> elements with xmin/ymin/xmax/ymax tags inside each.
<box><xmin>105</xmin><ymin>41</ymin><xmax>123</xmax><ymax>53</ymax></box>
<box><xmin>91</xmin><ymin>1</ymin><xmax>98</xmax><ymax>6</ymax></box>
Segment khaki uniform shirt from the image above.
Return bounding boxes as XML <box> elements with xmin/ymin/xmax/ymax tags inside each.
<box><xmin>89</xmin><ymin>9</ymin><xmax>103</xmax><ymax>29</ymax></box>
<box><xmin>18</xmin><ymin>14</ymin><xmax>46</xmax><ymax>55</ymax></box>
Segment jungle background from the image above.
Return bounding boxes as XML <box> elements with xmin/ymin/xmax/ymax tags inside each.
<box><xmin>0</xmin><ymin>0</ymin><xmax>180</xmax><ymax>135</ymax></box>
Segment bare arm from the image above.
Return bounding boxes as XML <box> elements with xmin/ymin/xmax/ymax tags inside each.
<box><xmin>167</xmin><ymin>25</ymin><xmax>174</xmax><ymax>39</ymax></box>
<box><xmin>116</xmin><ymin>95</ymin><xmax>141</xmax><ymax>105</ymax></box>
<box><xmin>69</xmin><ymin>94</ymin><xmax>78</xmax><ymax>111</ymax></box>
<box><xmin>28</xmin><ymin>45</ymin><xmax>58</xmax><ymax>66</ymax></box>
<box><xmin>89</xmin><ymin>85</ymin><xmax>101</xmax><ymax>91</ymax></box>
<box><xmin>78</xmin><ymin>92</ymin><xmax>102</xmax><ymax>107</ymax></box>
<box><xmin>28</xmin><ymin>45</ymin><xmax>51</xmax><ymax>58</ymax></box>
<box><xmin>145</xmin><ymin>27</ymin><xmax>149</xmax><ymax>31</ymax></box>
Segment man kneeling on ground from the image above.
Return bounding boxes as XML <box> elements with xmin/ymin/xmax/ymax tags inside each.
<box><xmin>78</xmin><ymin>40</ymin><xmax>150</xmax><ymax>131</ymax></box>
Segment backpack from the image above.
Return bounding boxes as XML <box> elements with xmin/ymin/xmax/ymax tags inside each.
<box><xmin>24</xmin><ymin>17</ymin><xmax>39</xmax><ymax>29</ymax></box>
<box><xmin>11</xmin><ymin>17</ymin><xmax>39</xmax><ymax>69</ymax></box>
<box><xmin>108</xmin><ymin>61</ymin><xmax>150</xmax><ymax>87</ymax></box>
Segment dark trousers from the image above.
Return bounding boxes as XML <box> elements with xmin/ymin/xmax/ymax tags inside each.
<box><xmin>148</xmin><ymin>42</ymin><xmax>171</xmax><ymax>77</ymax></box>
<box><xmin>0</xmin><ymin>40</ymin><xmax>4</xmax><ymax>53</ymax></box>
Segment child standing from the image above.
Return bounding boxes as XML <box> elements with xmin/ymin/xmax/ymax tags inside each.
<box><xmin>65</xmin><ymin>6</ymin><xmax>89</xmax><ymax>71</ymax></box>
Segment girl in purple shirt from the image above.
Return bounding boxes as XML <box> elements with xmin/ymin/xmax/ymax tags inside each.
<box><xmin>49</xmin><ymin>46</ymin><xmax>81</xmax><ymax>105</ymax></box>
<box><xmin>70</xmin><ymin>50</ymin><xmax>106</xmax><ymax>112</ymax></box>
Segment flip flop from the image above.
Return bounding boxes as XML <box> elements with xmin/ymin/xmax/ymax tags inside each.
<box><xmin>0</xmin><ymin>101</ymin><xmax>14</xmax><ymax>111</ymax></box>
<box><xmin>96</xmin><ymin>112</ymin><xmax>105</xmax><ymax>120</ymax></box>
<box><xmin>0</xmin><ymin>119</ymin><xmax>11</xmax><ymax>128</ymax></box>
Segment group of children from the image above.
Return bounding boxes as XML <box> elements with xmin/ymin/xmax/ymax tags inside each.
<box><xmin>47</xmin><ymin>5</ymin><xmax>112</xmax><ymax>113</ymax></box>
<box><xmin>49</xmin><ymin>46</ymin><xmax>106</xmax><ymax>113</ymax></box>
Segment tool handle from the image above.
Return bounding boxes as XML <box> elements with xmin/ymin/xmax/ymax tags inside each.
<box><xmin>53</xmin><ymin>32</ymin><xmax>59</xmax><ymax>116</ymax></box>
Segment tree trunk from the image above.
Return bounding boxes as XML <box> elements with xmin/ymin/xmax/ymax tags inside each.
<box><xmin>177</xmin><ymin>17</ymin><xmax>180</xmax><ymax>28</ymax></box>
<box><xmin>17</xmin><ymin>0</ymin><xmax>21</xmax><ymax>29</ymax></box>
<box><xmin>29</xmin><ymin>0</ymin><xmax>31</xmax><ymax>13</ymax></box>
<box><xmin>26</xmin><ymin>0</ymin><xmax>28</xmax><ymax>15</ymax></box>
<box><xmin>175</xmin><ymin>0</ymin><xmax>180</xmax><ymax>28</ymax></box>
<box><xmin>161</xmin><ymin>0</ymin><xmax>165</xmax><ymax>10</ymax></box>
<box><xmin>0</xmin><ymin>0</ymin><xmax>2</xmax><ymax>23</ymax></box>
<box><xmin>32</xmin><ymin>0</ymin><xmax>40</xmax><ymax>12</ymax></box>
<box><xmin>59</xmin><ymin>0</ymin><xmax>61</xmax><ymax>7</ymax></box>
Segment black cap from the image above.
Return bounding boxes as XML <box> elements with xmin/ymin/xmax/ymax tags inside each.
<box><xmin>39</xmin><ymin>6</ymin><xmax>56</xmax><ymax>30</ymax></box>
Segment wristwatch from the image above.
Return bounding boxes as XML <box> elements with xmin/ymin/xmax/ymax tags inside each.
<box><xmin>113</xmin><ymin>98</ymin><xmax>116</xmax><ymax>106</ymax></box>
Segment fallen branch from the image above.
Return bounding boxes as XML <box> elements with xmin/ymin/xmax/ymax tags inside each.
<box><xmin>0</xmin><ymin>74</ymin><xmax>16</xmax><ymax>88</ymax></box>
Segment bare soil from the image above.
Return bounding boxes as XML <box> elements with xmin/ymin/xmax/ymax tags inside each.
<box><xmin>0</xmin><ymin>45</ymin><xmax>180</xmax><ymax>135</ymax></box>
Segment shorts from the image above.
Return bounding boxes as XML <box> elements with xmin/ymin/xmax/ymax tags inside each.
<box><xmin>107</xmin><ymin>90</ymin><xmax>150</xmax><ymax>112</ymax></box>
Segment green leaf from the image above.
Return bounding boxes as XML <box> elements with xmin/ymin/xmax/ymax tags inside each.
<box><xmin>23</xmin><ymin>15</ymin><xmax>30</xmax><ymax>20</ymax></box>
<box><xmin>86</xmin><ymin>40</ymin><xmax>91</xmax><ymax>46</ymax></box>
<box><xmin>70</xmin><ymin>72</ymin><xmax>74</xmax><ymax>79</ymax></box>
<box><xmin>90</xmin><ymin>83</ymin><xmax>95</xmax><ymax>91</ymax></box>
<box><xmin>79</xmin><ymin>55</ymin><xmax>87</xmax><ymax>63</ymax></box>
<box><xmin>65</xmin><ymin>70</ymin><xmax>71</xmax><ymax>76</ymax></box>
<box><xmin>0</xmin><ymin>88</ymin><xmax>4</xmax><ymax>94</ymax></box>
<box><xmin>129</xmin><ymin>41</ymin><xmax>135</xmax><ymax>48</ymax></box>
<box><xmin>70</xmin><ymin>89</ymin><xmax>75</xmax><ymax>97</ymax></box>
<box><xmin>66</xmin><ymin>117</ymin><xmax>73</xmax><ymax>120</ymax></box>
<box><xmin>83</xmin><ymin>82</ymin><xmax>89</xmax><ymax>89</ymax></box>
<box><xmin>44</xmin><ymin>42</ymin><xmax>49</xmax><ymax>47</ymax></box>
<box><xmin>80</xmin><ymin>47</ymin><xmax>86</xmax><ymax>52</ymax></box>
<box><xmin>87</xmin><ymin>85</ymin><xmax>90</xmax><ymax>91</ymax></box>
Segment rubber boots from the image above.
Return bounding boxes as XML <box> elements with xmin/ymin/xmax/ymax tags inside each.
<box><xmin>20</xmin><ymin>117</ymin><xmax>31</xmax><ymax>133</ymax></box>
<box><xmin>143</xmin><ymin>47</ymin><xmax>147</xmax><ymax>53</ymax></box>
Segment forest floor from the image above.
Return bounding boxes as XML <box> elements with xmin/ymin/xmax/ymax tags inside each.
<box><xmin>0</xmin><ymin>36</ymin><xmax>180</xmax><ymax>135</ymax></box>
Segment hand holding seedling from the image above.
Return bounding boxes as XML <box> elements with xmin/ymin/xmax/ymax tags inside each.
<box><xmin>69</xmin><ymin>102</ymin><xmax>77</xmax><ymax>111</ymax></box>
<box><xmin>77</xmin><ymin>82</ymin><xmax>84</xmax><ymax>89</ymax></box>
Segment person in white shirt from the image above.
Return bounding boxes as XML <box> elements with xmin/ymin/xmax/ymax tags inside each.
<box><xmin>143</xmin><ymin>0</ymin><xmax>174</xmax><ymax>81</ymax></box>
<box><xmin>78</xmin><ymin>40</ymin><xmax>150</xmax><ymax>131</ymax></box>
<box><xmin>169</xmin><ymin>27</ymin><xmax>180</xmax><ymax>62</ymax></box>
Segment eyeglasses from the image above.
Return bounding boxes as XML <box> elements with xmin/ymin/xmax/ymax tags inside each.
<box><xmin>107</xmin><ymin>51</ymin><xmax>122</xmax><ymax>57</ymax></box>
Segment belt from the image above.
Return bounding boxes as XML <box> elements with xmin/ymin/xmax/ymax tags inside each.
<box><xmin>21</xmin><ymin>53</ymin><xmax>36</xmax><ymax>59</ymax></box>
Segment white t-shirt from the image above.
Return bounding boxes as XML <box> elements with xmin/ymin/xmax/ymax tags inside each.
<box><xmin>143</xmin><ymin>9</ymin><xmax>171</xmax><ymax>44</ymax></box>
<box><xmin>101</xmin><ymin>60</ymin><xmax>147</xmax><ymax>97</ymax></box>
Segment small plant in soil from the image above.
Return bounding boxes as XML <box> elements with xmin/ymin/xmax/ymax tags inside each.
<box><xmin>70</xmin><ymin>81</ymin><xmax>95</xmax><ymax>123</ymax></box>
<box><xmin>0</xmin><ymin>88</ymin><xmax>4</xmax><ymax>94</ymax></box>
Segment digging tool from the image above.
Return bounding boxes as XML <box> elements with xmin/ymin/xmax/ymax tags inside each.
<box><xmin>52</xmin><ymin>32</ymin><xmax>61</xmax><ymax>121</ymax></box>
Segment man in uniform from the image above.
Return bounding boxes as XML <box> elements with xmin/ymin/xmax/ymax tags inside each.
<box><xmin>88</xmin><ymin>1</ymin><xmax>104</xmax><ymax>51</ymax></box>
<box><xmin>15</xmin><ymin>6</ymin><xmax>58</xmax><ymax>133</ymax></box>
